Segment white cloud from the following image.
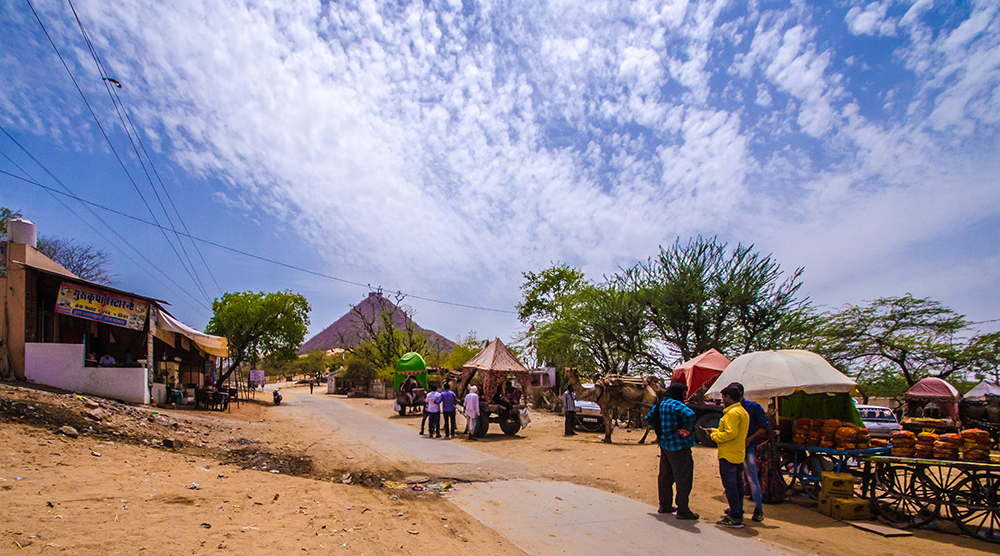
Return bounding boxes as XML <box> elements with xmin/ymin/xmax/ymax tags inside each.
<box><xmin>845</xmin><ymin>2</ymin><xmax>897</xmax><ymax>37</ymax></box>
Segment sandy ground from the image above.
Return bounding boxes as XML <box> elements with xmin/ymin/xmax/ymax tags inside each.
<box><xmin>1</xmin><ymin>382</ymin><xmax>995</xmax><ymax>555</ymax></box>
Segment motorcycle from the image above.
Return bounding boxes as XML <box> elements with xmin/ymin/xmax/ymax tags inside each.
<box><xmin>273</xmin><ymin>390</ymin><xmax>282</xmax><ymax>406</ymax></box>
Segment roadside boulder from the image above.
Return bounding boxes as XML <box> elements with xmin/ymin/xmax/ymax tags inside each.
<box><xmin>164</xmin><ymin>438</ymin><xmax>183</xmax><ymax>450</ymax></box>
<box><xmin>83</xmin><ymin>398</ymin><xmax>100</xmax><ymax>409</ymax></box>
<box><xmin>55</xmin><ymin>425</ymin><xmax>79</xmax><ymax>438</ymax></box>
<box><xmin>86</xmin><ymin>408</ymin><xmax>105</xmax><ymax>421</ymax></box>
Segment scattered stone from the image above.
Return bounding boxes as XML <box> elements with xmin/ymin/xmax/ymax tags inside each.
<box><xmin>55</xmin><ymin>426</ymin><xmax>79</xmax><ymax>439</ymax></box>
<box><xmin>86</xmin><ymin>408</ymin><xmax>105</xmax><ymax>421</ymax></box>
<box><xmin>163</xmin><ymin>438</ymin><xmax>183</xmax><ymax>450</ymax></box>
<box><xmin>83</xmin><ymin>399</ymin><xmax>100</xmax><ymax>409</ymax></box>
<box><xmin>92</xmin><ymin>451</ymin><xmax>101</xmax><ymax>457</ymax></box>
<box><xmin>200</xmin><ymin>523</ymin><xmax>212</xmax><ymax>529</ymax></box>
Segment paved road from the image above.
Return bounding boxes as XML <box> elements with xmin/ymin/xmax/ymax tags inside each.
<box><xmin>273</xmin><ymin>389</ymin><xmax>796</xmax><ymax>556</ymax></box>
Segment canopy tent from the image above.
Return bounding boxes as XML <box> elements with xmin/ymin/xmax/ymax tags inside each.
<box><xmin>671</xmin><ymin>348</ymin><xmax>730</xmax><ymax>397</ymax></box>
<box><xmin>463</xmin><ymin>338</ymin><xmax>531</xmax><ymax>401</ymax></box>
<box><xmin>905</xmin><ymin>377</ymin><xmax>960</xmax><ymax>421</ymax></box>
<box><xmin>706</xmin><ymin>349</ymin><xmax>856</xmax><ymax>400</ymax></box>
<box><xmin>964</xmin><ymin>380</ymin><xmax>1000</xmax><ymax>401</ymax></box>
<box><xmin>394</xmin><ymin>352</ymin><xmax>428</xmax><ymax>392</ymax></box>
<box><xmin>152</xmin><ymin>306</ymin><xmax>228</xmax><ymax>358</ymax></box>
<box><xmin>905</xmin><ymin>377</ymin><xmax>960</xmax><ymax>401</ymax></box>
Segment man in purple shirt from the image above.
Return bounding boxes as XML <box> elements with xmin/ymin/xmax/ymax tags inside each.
<box><xmin>439</xmin><ymin>383</ymin><xmax>458</xmax><ymax>439</ymax></box>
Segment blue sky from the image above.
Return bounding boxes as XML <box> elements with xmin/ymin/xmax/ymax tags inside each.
<box><xmin>2</xmin><ymin>0</ymin><xmax>998</xmax><ymax>350</ymax></box>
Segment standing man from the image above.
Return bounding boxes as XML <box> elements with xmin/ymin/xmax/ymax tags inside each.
<box><xmin>463</xmin><ymin>386</ymin><xmax>480</xmax><ymax>438</ymax></box>
<box><xmin>732</xmin><ymin>382</ymin><xmax>771</xmax><ymax>522</ymax></box>
<box><xmin>309</xmin><ymin>379</ymin><xmax>314</xmax><ymax>394</ymax></box>
<box><xmin>562</xmin><ymin>385</ymin><xmax>577</xmax><ymax>436</ymax></box>
<box><xmin>440</xmin><ymin>383</ymin><xmax>458</xmax><ymax>439</ymax></box>
<box><xmin>645</xmin><ymin>383</ymin><xmax>699</xmax><ymax>520</ymax></box>
<box><xmin>425</xmin><ymin>385</ymin><xmax>442</xmax><ymax>438</ymax></box>
<box><xmin>706</xmin><ymin>383</ymin><xmax>750</xmax><ymax>528</ymax></box>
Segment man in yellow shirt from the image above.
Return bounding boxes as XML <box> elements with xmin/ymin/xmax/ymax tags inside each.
<box><xmin>706</xmin><ymin>383</ymin><xmax>750</xmax><ymax>528</ymax></box>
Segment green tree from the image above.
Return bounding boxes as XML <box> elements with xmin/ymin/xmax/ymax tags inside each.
<box><xmin>620</xmin><ymin>236</ymin><xmax>811</xmax><ymax>364</ymax></box>
<box><xmin>812</xmin><ymin>295</ymin><xmax>999</xmax><ymax>387</ymax></box>
<box><xmin>343</xmin><ymin>289</ymin><xmax>428</xmax><ymax>373</ymax></box>
<box><xmin>206</xmin><ymin>290</ymin><xmax>311</xmax><ymax>383</ymax></box>
<box><xmin>0</xmin><ymin>207</ymin><xmax>22</xmax><ymax>241</ymax></box>
<box><xmin>517</xmin><ymin>263</ymin><xmax>597</xmax><ymax>375</ymax></box>
<box><xmin>444</xmin><ymin>332</ymin><xmax>484</xmax><ymax>369</ymax></box>
<box><xmin>341</xmin><ymin>355</ymin><xmax>378</xmax><ymax>386</ymax></box>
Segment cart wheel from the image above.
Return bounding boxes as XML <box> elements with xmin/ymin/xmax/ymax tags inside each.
<box><xmin>472</xmin><ymin>413</ymin><xmax>489</xmax><ymax>438</ymax></box>
<box><xmin>871</xmin><ymin>464</ymin><xmax>935</xmax><ymax>528</ymax></box>
<box><xmin>499</xmin><ymin>413</ymin><xmax>521</xmax><ymax>436</ymax></box>
<box><xmin>694</xmin><ymin>413</ymin><xmax>721</xmax><ymax>448</ymax></box>
<box><xmin>799</xmin><ymin>454</ymin><xmax>835</xmax><ymax>500</ymax></box>
<box><xmin>950</xmin><ymin>473</ymin><xmax>1000</xmax><ymax>544</ymax></box>
<box><xmin>916</xmin><ymin>465</ymin><xmax>966</xmax><ymax>521</ymax></box>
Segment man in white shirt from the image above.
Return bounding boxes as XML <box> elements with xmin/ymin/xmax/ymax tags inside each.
<box><xmin>463</xmin><ymin>386</ymin><xmax>480</xmax><ymax>438</ymax></box>
<box><xmin>425</xmin><ymin>385</ymin><xmax>443</xmax><ymax>438</ymax></box>
<box><xmin>99</xmin><ymin>353</ymin><xmax>116</xmax><ymax>367</ymax></box>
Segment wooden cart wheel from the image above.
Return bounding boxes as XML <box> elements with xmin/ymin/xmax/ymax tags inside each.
<box><xmin>916</xmin><ymin>465</ymin><xmax>967</xmax><ymax>521</ymax></box>
<box><xmin>871</xmin><ymin>464</ymin><xmax>936</xmax><ymax>527</ymax></box>
<box><xmin>950</xmin><ymin>472</ymin><xmax>1000</xmax><ymax>544</ymax></box>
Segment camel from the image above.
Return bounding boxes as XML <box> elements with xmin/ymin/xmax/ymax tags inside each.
<box><xmin>590</xmin><ymin>375</ymin><xmax>665</xmax><ymax>444</ymax></box>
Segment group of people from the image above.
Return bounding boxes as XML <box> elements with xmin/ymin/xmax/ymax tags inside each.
<box><xmin>418</xmin><ymin>381</ymin><xmax>524</xmax><ymax>439</ymax></box>
<box><xmin>645</xmin><ymin>380</ymin><xmax>773</xmax><ymax>528</ymax></box>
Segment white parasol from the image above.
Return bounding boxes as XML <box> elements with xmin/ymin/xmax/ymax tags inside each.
<box><xmin>705</xmin><ymin>349</ymin><xmax>856</xmax><ymax>400</ymax></box>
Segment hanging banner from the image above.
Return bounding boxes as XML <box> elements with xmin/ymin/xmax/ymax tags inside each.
<box><xmin>55</xmin><ymin>282</ymin><xmax>148</xmax><ymax>330</ymax></box>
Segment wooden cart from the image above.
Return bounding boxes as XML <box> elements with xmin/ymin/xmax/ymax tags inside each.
<box><xmin>862</xmin><ymin>455</ymin><xmax>1000</xmax><ymax>544</ymax></box>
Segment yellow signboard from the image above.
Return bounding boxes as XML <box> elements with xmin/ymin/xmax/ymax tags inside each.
<box><xmin>55</xmin><ymin>282</ymin><xmax>149</xmax><ymax>330</ymax></box>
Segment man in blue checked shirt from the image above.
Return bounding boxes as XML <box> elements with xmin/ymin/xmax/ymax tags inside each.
<box><xmin>645</xmin><ymin>382</ymin><xmax>699</xmax><ymax>520</ymax></box>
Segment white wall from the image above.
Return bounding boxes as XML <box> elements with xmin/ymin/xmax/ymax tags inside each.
<box><xmin>25</xmin><ymin>343</ymin><xmax>149</xmax><ymax>404</ymax></box>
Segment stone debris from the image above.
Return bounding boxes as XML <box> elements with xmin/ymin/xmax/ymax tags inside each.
<box><xmin>55</xmin><ymin>425</ymin><xmax>79</xmax><ymax>438</ymax></box>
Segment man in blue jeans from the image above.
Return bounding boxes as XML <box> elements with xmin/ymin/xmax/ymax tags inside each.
<box><xmin>732</xmin><ymin>382</ymin><xmax>771</xmax><ymax>523</ymax></box>
<box><xmin>439</xmin><ymin>383</ymin><xmax>458</xmax><ymax>438</ymax></box>
<box><xmin>707</xmin><ymin>384</ymin><xmax>749</xmax><ymax>528</ymax></box>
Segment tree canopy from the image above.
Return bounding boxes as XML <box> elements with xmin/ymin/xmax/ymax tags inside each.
<box><xmin>518</xmin><ymin>237</ymin><xmax>812</xmax><ymax>378</ymax></box>
<box><xmin>206</xmin><ymin>290</ymin><xmax>311</xmax><ymax>383</ymax></box>
<box><xmin>341</xmin><ymin>289</ymin><xmax>429</xmax><ymax>373</ymax></box>
<box><xmin>811</xmin><ymin>294</ymin><xmax>1000</xmax><ymax>392</ymax></box>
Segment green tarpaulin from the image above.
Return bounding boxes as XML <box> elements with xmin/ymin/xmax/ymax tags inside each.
<box><xmin>779</xmin><ymin>391</ymin><xmax>864</xmax><ymax>427</ymax></box>
<box><xmin>396</xmin><ymin>352</ymin><xmax>426</xmax><ymax>371</ymax></box>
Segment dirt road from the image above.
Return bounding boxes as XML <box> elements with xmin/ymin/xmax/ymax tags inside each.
<box><xmin>2</xmin><ymin>382</ymin><xmax>995</xmax><ymax>555</ymax></box>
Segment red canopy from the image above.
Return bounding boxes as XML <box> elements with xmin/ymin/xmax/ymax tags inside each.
<box><xmin>905</xmin><ymin>377</ymin><xmax>960</xmax><ymax>401</ymax></box>
<box><xmin>905</xmin><ymin>377</ymin><xmax>960</xmax><ymax>421</ymax></box>
<box><xmin>671</xmin><ymin>349</ymin><xmax>731</xmax><ymax>397</ymax></box>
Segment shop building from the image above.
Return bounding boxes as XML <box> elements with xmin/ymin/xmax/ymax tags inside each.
<box><xmin>0</xmin><ymin>218</ymin><xmax>227</xmax><ymax>404</ymax></box>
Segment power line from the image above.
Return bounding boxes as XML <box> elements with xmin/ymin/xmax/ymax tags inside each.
<box><xmin>0</xmin><ymin>131</ymin><xmax>212</xmax><ymax>315</ymax></box>
<box><xmin>1</xmin><ymin>168</ymin><xmax>518</xmax><ymax>315</ymax></box>
<box><xmin>23</xmin><ymin>0</ymin><xmax>211</xmax><ymax>304</ymax></box>
<box><xmin>65</xmin><ymin>0</ymin><xmax>220</xmax><ymax>298</ymax></box>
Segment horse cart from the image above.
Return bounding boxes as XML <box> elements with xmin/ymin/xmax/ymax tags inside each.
<box><xmin>455</xmin><ymin>338</ymin><xmax>532</xmax><ymax>438</ymax></box>
<box><xmin>862</xmin><ymin>456</ymin><xmax>1000</xmax><ymax>544</ymax></box>
<box><xmin>394</xmin><ymin>352</ymin><xmax>428</xmax><ymax>416</ymax></box>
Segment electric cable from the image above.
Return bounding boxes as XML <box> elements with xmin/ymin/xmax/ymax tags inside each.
<box><xmin>1</xmin><ymin>167</ymin><xmax>517</xmax><ymax>315</ymax></box>
<box><xmin>23</xmin><ymin>0</ymin><xmax>211</xmax><ymax>304</ymax></box>
<box><xmin>65</xmin><ymin>0</ymin><xmax>218</xmax><ymax>299</ymax></box>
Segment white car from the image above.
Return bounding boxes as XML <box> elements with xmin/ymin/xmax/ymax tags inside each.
<box><xmin>858</xmin><ymin>405</ymin><xmax>902</xmax><ymax>438</ymax></box>
<box><xmin>575</xmin><ymin>400</ymin><xmax>605</xmax><ymax>432</ymax></box>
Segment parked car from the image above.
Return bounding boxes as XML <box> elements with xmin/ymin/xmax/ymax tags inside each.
<box><xmin>858</xmin><ymin>405</ymin><xmax>902</xmax><ymax>438</ymax></box>
<box><xmin>575</xmin><ymin>400</ymin><xmax>605</xmax><ymax>432</ymax></box>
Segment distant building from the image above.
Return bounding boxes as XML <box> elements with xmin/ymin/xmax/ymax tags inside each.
<box><xmin>1</xmin><ymin>218</ymin><xmax>227</xmax><ymax>404</ymax></box>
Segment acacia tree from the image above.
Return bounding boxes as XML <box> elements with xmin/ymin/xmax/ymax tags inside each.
<box><xmin>812</xmin><ymin>295</ymin><xmax>999</xmax><ymax>387</ymax></box>
<box><xmin>619</xmin><ymin>236</ymin><xmax>812</xmax><ymax>364</ymax></box>
<box><xmin>341</xmin><ymin>289</ymin><xmax>428</xmax><ymax>372</ymax></box>
<box><xmin>206</xmin><ymin>290</ymin><xmax>311</xmax><ymax>383</ymax></box>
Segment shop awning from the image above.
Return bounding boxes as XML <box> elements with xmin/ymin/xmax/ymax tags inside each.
<box><xmin>153</xmin><ymin>306</ymin><xmax>228</xmax><ymax>357</ymax></box>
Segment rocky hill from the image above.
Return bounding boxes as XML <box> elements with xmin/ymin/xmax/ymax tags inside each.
<box><xmin>299</xmin><ymin>292</ymin><xmax>457</xmax><ymax>355</ymax></box>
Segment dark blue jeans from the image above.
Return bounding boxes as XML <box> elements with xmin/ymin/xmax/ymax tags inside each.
<box><xmin>428</xmin><ymin>412</ymin><xmax>441</xmax><ymax>436</ymax></box>
<box><xmin>719</xmin><ymin>459</ymin><xmax>745</xmax><ymax>521</ymax></box>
